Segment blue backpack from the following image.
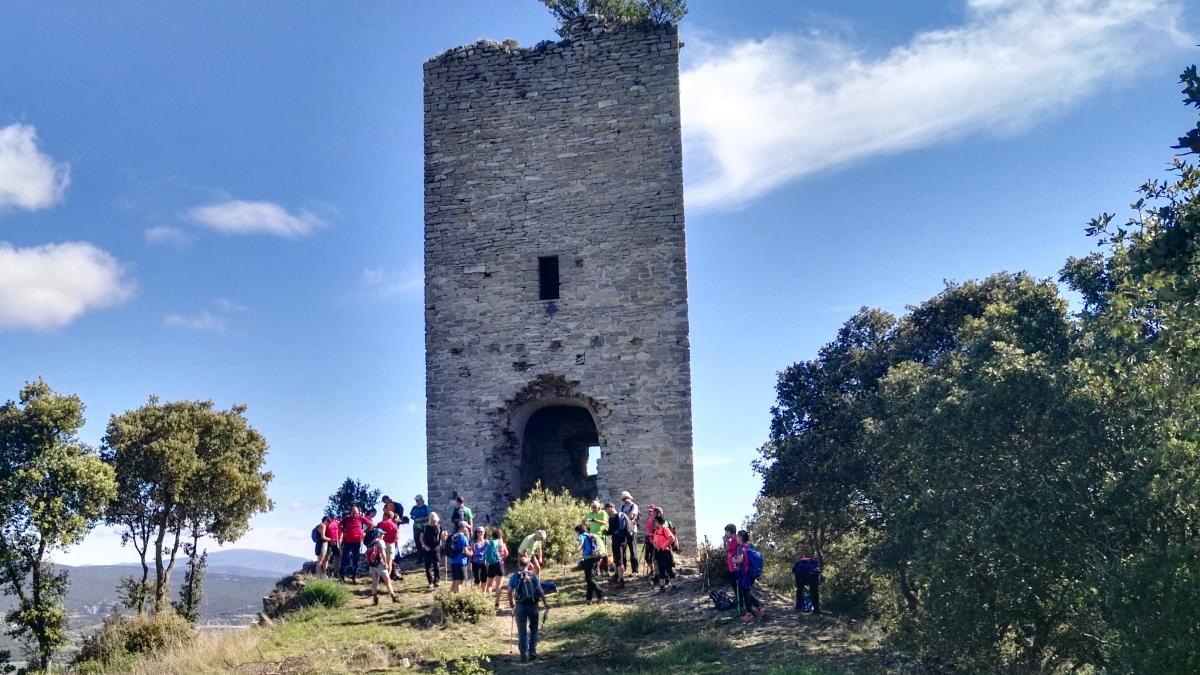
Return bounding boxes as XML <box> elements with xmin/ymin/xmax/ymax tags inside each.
<box><xmin>743</xmin><ymin>546</ymin><xmax>764</xmax><ymax>582</ymax></box>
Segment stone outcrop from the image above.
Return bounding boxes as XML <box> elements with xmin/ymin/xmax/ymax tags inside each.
<box><xmin>423</xmin><ymin>16</ymin><xmax>696</xmax><ymax>547</ymax></box>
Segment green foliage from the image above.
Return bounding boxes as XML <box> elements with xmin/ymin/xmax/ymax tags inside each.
<box><xmin>173</xmin><ymin>545</ymin><xmax>207</xmax><ymax>624</ymax></box>
<box><xmin>117</xmin><ymin>574</ymin><xmax>151</xmax><ymax>614</ymax></box>
<box><xmin>500</xmin><ymin>482</ymin><xmax>589</xmax><ymax>564</ymax></box>
<box><xmin>102</xmin><ymin>398</ymin><xmax>273</xmax><ymax>612</ymax></box>
<box><xmin>650</xmin><ymin>631</ymin><xmax>725</xmax><ymax>667</ymax></box>
<box><xmin>324</xmin><ymin>477</ymin><xmax>381</xmax><ymax>517</ymax></box>
<box><xmin>539</xmin><ymin>0</ymin><xmax>686</xmax><ymax>36</ymax></box>
<box><xmin>0</xmin><ymin>380</ymin><xmax>118</xmax><ymax>671</ymax></box>
<box><xmin>74</xmin><ymin>611</ymin><xmax>195</xmax><ymax>669</ymax></box>
<box><xmin>431</xmin><ymin>590</ymin><xmax>494</xmax><ymax>625</ymax></box>
<box><xmin>295</xmin><ymin>578</ymin><xmax>351</xmax><ymax>609</ymax></box>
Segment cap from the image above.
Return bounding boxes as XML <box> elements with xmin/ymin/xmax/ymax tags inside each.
<box><xmin>620</xmin><ymin>491</ymin><xmax>632</xmax><ymax>500</ymax></box>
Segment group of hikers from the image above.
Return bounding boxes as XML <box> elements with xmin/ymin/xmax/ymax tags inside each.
<box><xmin>311</xmin><ymin>490</ymin><xmax>823</xmax><ymax>662</ymax></box>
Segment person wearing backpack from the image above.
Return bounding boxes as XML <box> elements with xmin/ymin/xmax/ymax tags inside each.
<box><xmin>507</xmin><ymin>554</ymin><xmax>550</xmax><ymax>664</ymax></box>
<box><xmin>312</xmin><ymin>516</ymin><xmax>333</xmax><ymax>576</ymax></box>
<box><xmin>517</xmin><ymin>530</ymin><xmax>546</xmax><ymax>573</ymax></box>
<box><xmin>366</xmin><ymin>528</ymin><xmax>398</xmax><ymax>605</ymax></box>
<box><xmin>734</xmin><ymin>530</ymin><xmax>765</xmax><ymax>623</ymax></box>
<box><xmin>485</xmin><ymin>527</ymin><xmax>509</xmax><ymax>609</ymax></box>
<box><xmin>792</xmin><ymin>554</ymin><xmax>822</xmax><ymax>616</ymax></box>
<box><xmin>410</xmin><ymin>494</ymin><xmax>430</xmax><ymax>562</ymax></box>
<box><xmin>419</xmin><ymin>511</ymin><xmax>442</xmax><ymax>590</ymax></box>
<box><xmin>451</xmin><ymin>495</ymin><xmax>473</xmax><ymax>532</ymax></box>
<box><xmin>583</xmin><ymin>500</ymin><xmax>609</xmax><ymax>575</ymax></box>
<box><xmin>619</xmin><ymin>491</ymin><xmax>640</xmax><ymax>576</ymax></box>
<box><xmin>471</xmin><ymin>526</ymin><xmax>489</xmax><ymax>588</ymax></box>
<box><xmin>604</xmin><ymin>503</ymin><xmax>630</xmax><ymax>588</ymax></box>
<box><xmin>650</xmin><ymin>514</ymin><xmax>678</xmax><ymax>594</ymax></box>
<box><xmin>448</xmin><ymin>522</ymin><xmax>471</xmax><ymax>593</ymax></box>
<box><xmin>573</xmin><ymin>524</ymin><xmax>606</xmax><ymax>603</ymax></box>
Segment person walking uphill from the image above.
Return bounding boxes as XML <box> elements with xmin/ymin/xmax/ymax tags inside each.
<box><xmin>574</xmin><ymin>524</ymin><xmax>605</xmax><ymax>603</ymax></box>
<box><xmin>339</xmin><ymin>506</ymin><xmax>373</xmax><ymax>583</ymax></box>
<box><xmin>366</xmin><ymin>528</ymin><xmax>398</xmax><ymax>605</ymax></box>
<box><xmin>419</xmin><ymin>511</ymin><xmax>442</xmax><ymax>589</ymax></box>
<box><xmin>793</xmin><ymin>553</ymin><xmax>822</xmax><ymax>615</ymax></box>
<box><xmin>507</xmin><ymin>554</ymin><xmax>550</xmax><ymax>664</ymax></box>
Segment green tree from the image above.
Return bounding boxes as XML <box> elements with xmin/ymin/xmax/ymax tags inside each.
<box><xmin>102</xmin><ymin>399</ymin><xmax>273</xmax><ymax>613</ymax></box>
<box><xmin>173</xmin><ymin>545</ymin><xmax>206</xmax><ymax>624</ymax></box>
<box><xmin>501</xmin><ymin>482</ymin><xmax>589</xmax><ymax>564</ymax></box>
<box><xmin>0</xmin><ymin>380</ymin><xmax>117</xmax><ymax>672</ymax></box>
<box><xmin>325</xmin><ymin>478</ymin><xmax>381</xmax><ymax>517</ymax></box>
<box><xmin>539</xmin><ymin>0</ymin><xmax>686</xmax><ymax>36</ymax></box>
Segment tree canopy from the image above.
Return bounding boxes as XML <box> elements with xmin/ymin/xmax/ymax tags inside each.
<box><xmin>325</xmin><ymin>478</ymin><xmax>381</xmax><ymax>518</ymax></box>
<box><xmin>538</xmin><ymin>0</ymin><xmax>686</xmax><ymax>36</ymax></box>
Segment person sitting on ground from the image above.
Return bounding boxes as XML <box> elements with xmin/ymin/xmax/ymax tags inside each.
<box><xmin>507</xmin><ymin>554</ymin><xmax>551</xmax><ymax>664</ymax></box>
<box><xmin>366</xmin><ymin>527</ymin><xmax>398</xmax><ymax>605</ymax></box>
<box><xmin>619</xmin><ymin>491</ymin><xmax>640</xmax><ymax>576</ymax></box>
<box><xmin>471</xmin><ymin>526</ymin><xmax>489</xmax><ymax>589</ymax></box>
<box><xmin>583</xmin><ymin>500</ymin><xmax>609</xmax><ymax>575</ymax></box>
<box><xmin>792</xmin><ymin>552</ymin><xmax>822</xmax><ymax>616</ymax></box>
<box><xmin>573</xmin><ymin>523</ymin><xmax>606</xmax><ymax>604</ymax></box>
<box><xmin>486</xmin><ymin>526</ymin><xmax>509</xmax><ymax>609</ymax></box>
<box><xmin>604</xmin><ymin>502</ymin><xmax>630</xmax><ymax>588</ymax></box>
<box><xmin>448</xmin><ymin>522</ymin><xmax>471</xmax><ymax>593</ymax></box>
<box><xmin>419</xmin><ymin>511</ymin><xmax>442</xmax><ymax>589</ymax></box>
<box><xmin>650</xmin><ymin>514</ymin><xmax>678</xmax><ymax>594</ymax></box>
<box><xmin>451</xmin><ymin>495</ymin><xmax>473</xmax><ymax>532</ymax></box>
<box><xmin>642</xmin><ymin>502</ymin><xmax>658</xmax><ymax>581</ymax></box>
<box><xmin>722</xmin><ymin>523</ymin><xmax>739</xmax><ymax>591</ymax></box>
<box><xmin>734</xmin><ymin>529</ymin><xmax>765</xmax><ymax>623</ymax></box>
<box><xmin>518</xmin><ymin>530</ymin><xmax>546</xmax><ymax>573</ymax></box>
<box><xmin>410</xmin><ymin>495</ymin><xmax>431</xmax><ymax>561</ymax></box>
<box><xmin>339</xmin><ymin>506</ymin><xmax>373</xmax><ymax>583</ymax></box>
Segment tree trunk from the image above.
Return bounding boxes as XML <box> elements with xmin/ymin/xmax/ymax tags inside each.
<box><xmin>898</xmin><ymin>565</ymin><xmax>920</xmax><ymax>614</ymax></box>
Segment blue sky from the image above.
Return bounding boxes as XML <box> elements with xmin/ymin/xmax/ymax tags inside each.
<box><xmin>0</xmin><ymin>1</ymin><xmax>1195</xmax><ymax>564</ymax></box>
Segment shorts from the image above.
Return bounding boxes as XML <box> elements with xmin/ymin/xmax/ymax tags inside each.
<box><xmin>315</xmin><ymin>541</ymin><xmax>327</xmax><ymax>557</ymax></box>
<box><xmin>450</xmin><ymin>564</ymin><xmax>468</xmax><ymax>582</ymax></box>
<box><xmin>385</xmin><ymin>541</ymin><xmax>395</xmax><ymax>561</ymax></box>
<box><xmin>611</xmin><ymin>537</ymin><xmax>628</xmax><ymax>567</ymax></box>
<box><xmin>328</xmin><ymin>543</ymin><xmax>340</xmax><ymax>557</ymax></box>
<box><xmin>643</xmin><ymin>540</ymin><xmax>655</xmax><ymax>564</ymax></box>
<box><xmin>486</xmin><ymin>562</ymin><xmax>503</xmax><ymax>578</ymax></box>
<box><xmin>472</xmin><ymin>563</ymin><xmax>487</xmax><ymax>584</ymax></box>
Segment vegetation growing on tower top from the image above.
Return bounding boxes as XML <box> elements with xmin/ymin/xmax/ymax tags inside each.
<box><xmin>539</xmin><ymin>0</ymin><xmax>687</xmax><ymax>36</ymax></box>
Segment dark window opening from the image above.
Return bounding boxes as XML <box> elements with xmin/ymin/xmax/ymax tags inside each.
<box><xmin>520</xmin><ymin>406</ymin><xmax>599</xmax><ymax>501</ymax></box>
<box><xmin>538</xmin><ymin>256</ymin><xmax>560</xmax><ymax>300</ymax></box>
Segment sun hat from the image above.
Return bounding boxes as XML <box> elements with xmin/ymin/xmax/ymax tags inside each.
<box><xmin>620</xmin><ymin>491</ymin><xmax>632</xmax><ymax>500</ymax></box>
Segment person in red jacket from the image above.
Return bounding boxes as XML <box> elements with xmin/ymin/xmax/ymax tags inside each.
<box><xmin>377</xmin><ymin>513</ymin><xmax>400</xmax><ymax>579</ymax></box>
<box><xmin>339</xmin><ymin>506</ymin><xmax>373</xmax><ymax>583</ymax></box>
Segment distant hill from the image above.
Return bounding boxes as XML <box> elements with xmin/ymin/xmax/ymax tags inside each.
<box><xmin>205</xmin><ymin>549</ymin><xmax>309</xmax><ymax>577</ymax></box>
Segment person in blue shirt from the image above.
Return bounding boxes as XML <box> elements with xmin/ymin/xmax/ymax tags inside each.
<box><xmin>449</xmin><ymin>522</ymin><xmax>471</xmax><ymax>593</ymax></box>
<box><xmin>507</xmin><ymin>554</ymin><xmax>550</xmax><ymax>664</ymax></box>
<box><xmin>409</xmin><ymin>494</ymin><xmax>431</xmax><ymax>563</ymax></box>
<box><xmin>573</xmin><ymin>524</ymin><xmax>605</xmax><ymax>603</ymax></box>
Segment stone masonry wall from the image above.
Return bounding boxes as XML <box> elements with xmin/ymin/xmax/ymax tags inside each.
<box><xmin>423</xmin><ymin>16</ymin><xmax>695</xmax><ymax>547</ymax></box>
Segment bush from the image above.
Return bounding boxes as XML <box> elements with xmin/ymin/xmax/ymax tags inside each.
<box><xmin>74</xmin><ymin>611</ymin><xmax>194</xmax><ymax>668</ymax></box>
<box><xmin>501</xmin><ymin>482</ymin><xmax>588</xmax><ymax>564</ymax></box>
<box><xmin>432</xmin><ymin>590</ymin><xmax>494</xmax><ymax>625</ymax></box>
<box><xmin>295</xmin><ymin>578</ymin><xmax>351</xmax><ymax>609</ymax></box>
<box><xmin>697</xmin><ymin>536</ymin><xmax>731</xmax><ymax>588</ymax></box>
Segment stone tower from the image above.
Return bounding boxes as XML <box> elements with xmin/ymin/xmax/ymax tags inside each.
<box><xmin>423</xmin><ymin>17</ymin><xmax>695</xmax><ymax>547</ymax></box>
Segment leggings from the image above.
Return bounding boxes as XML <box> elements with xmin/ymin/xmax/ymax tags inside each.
<box><xmin>423</xmin><ymin>549</ymin><xmax>440</xmax><ymax>585</ymax></box>
<box><xmin>582</xmin><ymin>556</ymin><xmax>604</xmax><ymax>601</ymax></box>
<box><xmin>738</xmin><ymin>583</ymin><xmax>762</xmax><ymax>615</ymax></box>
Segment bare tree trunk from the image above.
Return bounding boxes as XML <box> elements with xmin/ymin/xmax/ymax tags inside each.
<box><xmin>898</xmin><ymin>564</ymin><xmax>919</xmax><ymax>614</ymax></box>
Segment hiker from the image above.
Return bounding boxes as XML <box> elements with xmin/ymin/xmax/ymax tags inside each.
<box><xmin>619</xmin><ymin>491</ymin><xmax>640</xmax><ymax>576</ymax></box>
<box><xmin>419</xmin><ymin>511</ymin><xmax>442</xmax><ymax>589</ymax></box>
<box><xmin>325</xmin><ymin>514</ymin><xmax>342</xmax><ymax>578</ymax></box>
<box><xmin>574</xmin><ymin>524</ymin><xmax>605</xmax><ymax>604</ymax></box>
<box><xmin>650</xmin><ymin>514</ymin><xmax>678</xmax><ymax>594</ymax></box>
<box><xmin>792</xmin><ymin>554</ymin><xmax>822</xmax><ymax>616</ymax></box>
<box><xmin>382</xmin><ymin>494</ymin><xmax>405</xmax><ymax>522</ymax></box>
<box><xmin>507</xmin><ymin>554</ymin><xmax>551</xmax><ymax>664</ymax></box>
<box><xmin>377</xmin><ymin>512</ymin><xmax>400</xmax><ymax>578</ymax></box>
<box><xmin>642</xmin><ymin>502</ymin><xmax>658</xmax><ymax>581</ymax></box>
<box><xmin>583</xmin><ymin>500</ymin><xmax>609</xmax><ymax>574</ymax></box>
<box><xmin>410</xmin><ymin>494</ymin><xmax>431</xmax><ymax>561</ymax></box>
<box><xmin>438</xmin><ymin>529</ymin><xmax>451</xmax><ymax>574</ymax></box>
<box><xmin>451</xmin><ymin>495</ymin><xmax>474</xmax><ymax>532</ymax></box>
<box><xmin>339</xmin><ymin>506</ymin><xmax>373</xmax><ymax>583</ymax></box>
<box><xmin>313</xmin><ymin>516</ymin><xmax>333</xmax><ymax>576</ymax></box>
<box><xmin>471</xmin><ymin>526</ymin><xmax>489</xmax><ymax>588</ymax></box>
<box><xmin>604</xmin><ymin>502</ymin><xmax>631</xmax><ymax>588</ymax></box>
<box><xmin>734</xmin><ymin>530</ymin><xmax>765</xmax><ymax>622</ymax></box>
<box><xmin>486</xmin><ymin>526</ymin><xmax>509</xmax><ymax>609</ymax></box>
<box><xmin>367</xmin><ymin>528</ymin><xmax>399</xmax><ymax>605</ymax></box>
<box><xmin>517</xmin><ymin>530</ymin><xmax>546</xmax><ymax>573</ymax></box>
<box><xmin>723</xmin><ymin>523</ymin><xmax>739</xmax><ymax>591</ymax></box>
<box><xmin>448</xmin><ymin>522</ymin><xmax>471</xmax><ymax>593</ymax></box>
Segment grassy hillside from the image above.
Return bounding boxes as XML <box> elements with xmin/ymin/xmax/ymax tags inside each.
<box><xmin>83</xmin><ymin>563</ymin><xmax>934</xmax><ymax>675</ymax></box>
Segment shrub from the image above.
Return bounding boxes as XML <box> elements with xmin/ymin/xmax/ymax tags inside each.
<box><xmin>501</xmin><ymin>482</ymin><xmax>588</xmax><ymax>564</ymax></box>
<box><xmin>697</xmin><ymin>536</ymin><xmax>731</xmax><ymax>588</ymax></box>
<box><xmin>74</xmin><ymin>611</ymin><xmax>194</xmax><ymax>668</ymax></box>
<box><xmin>432</xmin><ymin>590</ymin><xmax>494</xmax><ymax>625</ymax></box>
<box><xmin>295</xmin><ymin>578</ymin><xmax>351</xmax><ymax>609</ymax></box>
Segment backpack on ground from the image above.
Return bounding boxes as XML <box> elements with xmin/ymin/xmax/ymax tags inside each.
<box><xmin>513</xmin><ymin>571</ymin><xmax>543</xmax><ymax>604</ymax></box>
<box><xmin>311</xmin><ymin>526</ymin><xmax>321</xmax><ymax>544</ymax></box>
<box><xmin>709</xmin><ymin>588</ymin><xmax>737</xmax><ymax>611</ymax></box>
<box><xmin>744</xmin><ymin>546</ymin><xmax>764</xmax><ymax>582</ymax></box>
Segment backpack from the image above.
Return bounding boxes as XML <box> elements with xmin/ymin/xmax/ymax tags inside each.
<box><xmin>513</xmin><ymin>570</ymin><xmax>542</xmax><ymax>604</ymax></box>
<box><xmin>484</xmin><ymin>539</ymin><xmax>502</xmax><ymax>565</ymax></box>
<box><xmin>450</xmin><ymin>533</ymin><xmax>467</xmax><ymax>558</ymax></box>
<box><xmin>582</xmin><ymin>533</ymin><xmax>600</xmax><ymax>558</ymax></box>
<box><xmin>793</xmin><ymin>557</ymin><xmax>821</xmax><ymax>576</ymax></box>
<box><xmin>613</xmin><ymin>512</ymin><xmax>630</xmax><ymax>536</ymax></box>
<box><xmin>311</xmin><ymin>526</ymin><xmax>321</xmax><ymax>544</ymax></box>
<box><xmin>744</xmin><ymin>546</ymin><xmax>764</xmax><ymax>582</ymax></box>
<box><xmin>365</xmin><ymin>543</ymin><xmax>382</xmax><ymax>567</ymax></box>
<box><xmin>709</xmin><ymin>588</ymin><xmax>737</xmax><ymax>611</ymax></box>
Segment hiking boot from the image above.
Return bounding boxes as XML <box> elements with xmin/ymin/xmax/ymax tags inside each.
<box><xmin>529</xmin><ymin>652</ymin><xmax>538</xmax><ymax>661</ymax></box>
<box><xmin>656</xmin><ymin>586</ymin><xmax>665</xmax><ymax>595</ymax></box>
<box><xmin>739</xmin><ymin>613</ymin><xmax>756</xmax><ymax>623</ymax></box>
<box><xmin>372</xmin><ymin>596</ymin><xmax>379</xmax><ymax>606</ymax></box>
<box><xmin>391</xmin><ymin>594</ymin><xmax>399</xmax><ymax>603</ymax></box>
<box><xmin>519</xmin><ymin>654</ymin><xmax>528</xmax><ymax>664</ymax></box>
<box><xmin>755</xmin><ymin>608</ymin><xmax>765</xmax><ymax>619</ymax></box>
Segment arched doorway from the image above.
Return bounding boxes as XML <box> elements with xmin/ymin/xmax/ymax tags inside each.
<box><xmin>519</xmin><ymin>404</ymin><xmax>601</xmax><ymax>501</ymax></box>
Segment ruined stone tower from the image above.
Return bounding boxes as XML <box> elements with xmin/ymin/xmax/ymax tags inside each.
<box><xmin>423</xmin><ymin>16</ymin><xmax>695</xmax><ymax>547</ymax></box>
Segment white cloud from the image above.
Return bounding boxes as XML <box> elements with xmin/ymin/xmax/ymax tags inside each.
<box><xmin>214</xmin><ymin>297</ymin><xmax>249</xmax><ymax>313</ymax></box>
<box><xmin>143</xmin><ymin>225</ymin><xmax>192</xmax><ymax>247</ymax></box>
<box><xmin>164</xmin><ymin>310</ymin><xmax>224</xmax><ymax>332</ymax></box>
<box><xmin>187</xmin><ymin>199</ymin><xmax>323</xmax><ymax>238</ymax></box>
<box><xmin>0</xmin><ymin>124</ymin><xmax>70</xmax><ymax>213</ymax></box>
<box><xmin>0</xmin><ymin>241</ymin><xmax>134</xmax><ymax>330</ymax></box>
<box><xmin>362</xmin><ymin>266</ymin><xmax>422</xmax><ymax>297</ymax></box>
<box><xmin>680</xmin><ymin>0</ymin><xmax>1189</xmax><ymax>210</ymax></box>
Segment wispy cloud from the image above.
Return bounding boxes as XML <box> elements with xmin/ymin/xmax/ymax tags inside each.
<box><xmin>187</xmin><ymin>199</ymin><xmax>324</xmax><ymax>238</ymax></box>
<box><xmin>680</xmin><ymin>0</ymin><xmax>1189</xmax><ymax>210</ymax></box>
<box><xmin>0</xmin><ymin>124</ymin><xmax>70</xmax><ymax>212</ymax></box>
<box><xmin>362</xmin><ymin>266</ymin><xmax>422</xmax><ymax>298</ymax></box>
<box><xmin>164</xmin><ymin>298</ymin><xmax>249</xmax><ymax>333</ymax></box>
<box><xmin>143</xmin><ymin>225</ymin><xmax>192</xmax><ymax>247</ymax></box>
<box><xmin>0</xmin><ymin>241</ymin><xmax>135</xmax><ymax>330</ymax></box>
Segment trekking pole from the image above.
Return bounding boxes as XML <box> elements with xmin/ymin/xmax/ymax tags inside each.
<box><xmin>509</xmin><ymin>609</ymin><xmax>515</xmax><ymax>655</ymax></box>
